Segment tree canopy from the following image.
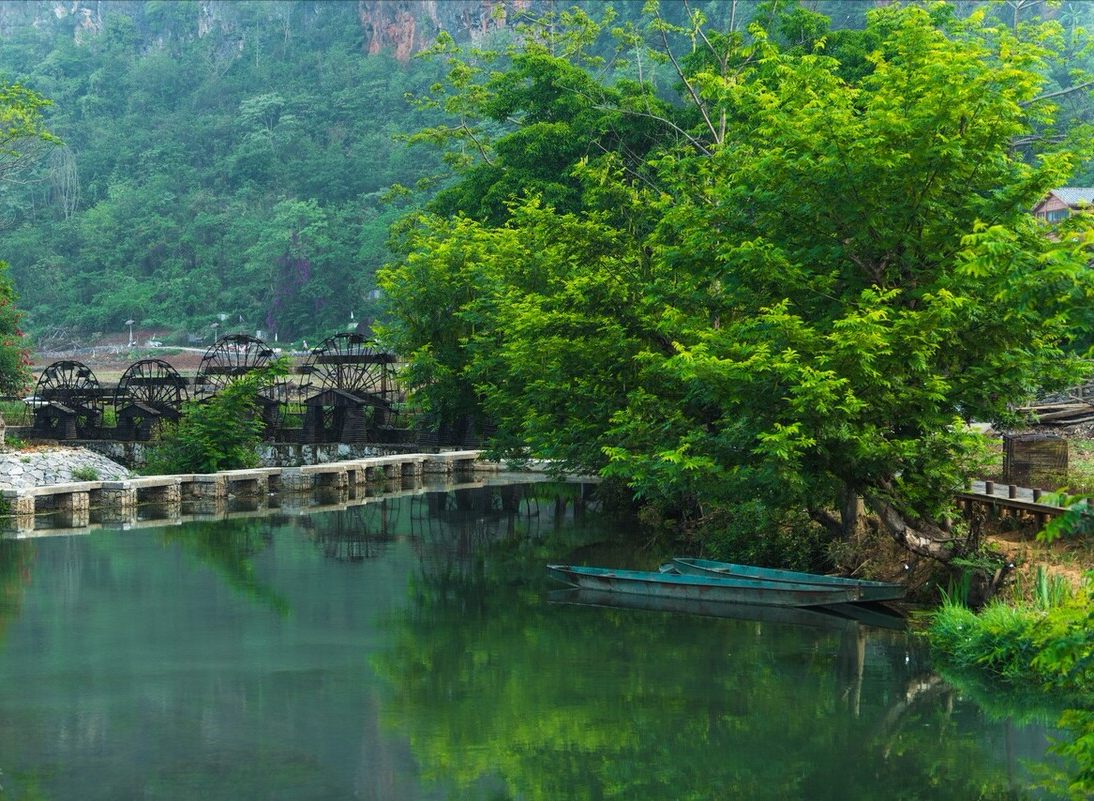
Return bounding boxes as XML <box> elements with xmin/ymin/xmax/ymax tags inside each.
<box><xmin>2</xmin><ymin>0</ymin><xmax>1094</xmax><ymax>351</ymax></box>
<box><xmin>0</xmin><ymin>77</ymin><xmax>53</xmax><ymax>395</ymax></box>
<box><xmin>380</xmin><ymin>1</ymin><xmax>1094</xmax><ymax>567</ymax></box>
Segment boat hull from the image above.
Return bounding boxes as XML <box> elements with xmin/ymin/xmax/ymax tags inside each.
<box><xmin>549</xmin><ymin>588</ymin><xmax>860</xmax><ymax>629</ymax></box>
<box><xmin>547</xmin><ymin>564</ymin><xmax>861</xmax><ymax>607</ymax></box>
<box><xmin>672</xmin><ymin>557</ymin><xmax>906</xmax><ymax>603</ymax></box>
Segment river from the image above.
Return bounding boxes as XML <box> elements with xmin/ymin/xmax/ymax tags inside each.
<box><xmin>0</xmin><ymin>478</ymin><xmax>1076</xmax><ymax>799</ymax></box>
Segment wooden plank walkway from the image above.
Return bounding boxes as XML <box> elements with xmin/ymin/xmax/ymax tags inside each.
<box><xmin>958</xmin><ymin>479</ymin><xmax>1085</xmax><ymax>525</ymax></box>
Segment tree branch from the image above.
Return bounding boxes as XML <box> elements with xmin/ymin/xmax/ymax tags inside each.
<box><xmin>652</xmin><ymin>7</ymin><xmax>722</xmax><ymax>147</ymax></box>
<box><xmin>1021</xmin><ymin>80</ymin><xmax>1094</xmax><ymax>108</ymax></box>
<box><xmin>864</xmin><ymin>490</ymin><xmax>959</xmax><ymax>561</ymax></box>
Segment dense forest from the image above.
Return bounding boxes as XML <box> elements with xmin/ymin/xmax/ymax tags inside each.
<box><xmin>0</xmin><ymin>0</ymin><xmax>855</xmax><ymax>346</ymax></box>
<box><xmin>0</xmin><ymin>0</ymin><xmax>471</xmax><ymax>345</ymax></box>
<box><xmin>3</xmin><ymin>0</ymin><xmax>1091</xmax><ymax>349</ymax></box>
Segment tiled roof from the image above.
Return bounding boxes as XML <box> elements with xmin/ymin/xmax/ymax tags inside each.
<box><xmin>1052</xmin><ymin>187</ymin><xmax>1094</xmax><ymax>206</ymax></box>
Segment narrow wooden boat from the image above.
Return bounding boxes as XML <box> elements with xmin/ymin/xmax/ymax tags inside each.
<box><xmin>547</xmin><ymin>564</ymin><xmax>862</xmax><ymax>607</ymax></box>
<box><xmin>672</xmin><ymin>557</ymin><xmax>906</xmax><ymax>603</ymax></box>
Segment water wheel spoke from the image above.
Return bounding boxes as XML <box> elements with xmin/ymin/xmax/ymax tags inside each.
<box><xmin>196</xmin><ymin>334</ymin><xmax>274</xmax><ymax>397</ymax></box>
<box><xmin>115</xmin><ymin>359</ymin><xmax>188</xmax><ymax>415</ymax></box>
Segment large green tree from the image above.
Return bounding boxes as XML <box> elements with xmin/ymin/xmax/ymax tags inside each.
<box><xmin>381</xmin><ymin>2</ymin><xmax>1094</xmax><ymax>567</ymax></box>
<box><xmin>0</xmin><ymin>79</ymin><xmax>55</xmax><ymax>395</ymax></box>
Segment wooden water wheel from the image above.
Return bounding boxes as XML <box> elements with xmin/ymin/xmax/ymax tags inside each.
<box><xmin>300</xmin><ymin>333</ymin><xmax>396</xmax><ymax>398</ymax></box>
<box><xmin>194</xmin><ymin>334</ymin><xmax>289</xmax><ymax>436</ymax></box>
<box><xmin>114</xmin><ymin>359</ymin><xmax>188</xmax><ymax>413</ymax></box>
<box><xmin>299</xmin><ymin>334</ymin><xmax>400</xmax><ymax>443</ymax></box>
<box><xmin>112</xmin><ymin>359</ymin><xmax>189</xmax><ymax>440</ymax></box>
<box><xmin>194</xmin><ymin>334</ymin><xmax>274</xmax><ymax>398</ymax></box>
<box><xmin>31</xmin><ymin>360</ymin><xmax>104</xmax><ymax>438</ymax></box>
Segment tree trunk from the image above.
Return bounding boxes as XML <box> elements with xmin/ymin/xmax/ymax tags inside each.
<box><xmin>865</xmin><ymin>492</ymin><xmax>961</xmax><ymax>561</ymax></box>
<box><xmin>839</xmin><ymin>482</ymin><xmax>866</xmax><ymax>541</ymax></box>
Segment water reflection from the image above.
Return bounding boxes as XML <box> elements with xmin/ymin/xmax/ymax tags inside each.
<box><xmin>0</xmin><ymin>538</ymin><xmax>32</xmax><ymax>647</ymax></box>
<box><xmin>936</xmin><ymin>659</ymin><xmax>1093</xmax><ymax>800</ymax></box>
<box><xmin>377</xmin><ymin>497</ymin><xmax>1055</xmax><ymax>801</ymax></box>
<box><xmin>308</xmin><ymin>501</ymin><xmax>398</xmax><ymax>562</ymax></box>
<box><xmin>0</xmin><ymin>481</ymin><xmax>1078</xmax><ymax>800</ymax></box>
<box><xmin>162</xmin><ymin>518</ymin><xmax>290</xmax><ymax>615</ymax></box>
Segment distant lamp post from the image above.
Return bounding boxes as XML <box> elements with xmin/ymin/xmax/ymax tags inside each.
<box><xmin>211</xmin><ymin>322</ymin><xmax>220</xmax><ymax>341</ymax></box>
<box><xmin>125</xmin><ymin>319</ymin><xmax>135</xmax><ymax>348</ymax></box>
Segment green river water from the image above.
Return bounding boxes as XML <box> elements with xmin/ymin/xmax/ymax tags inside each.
<box><xmin>0</xmin><ymin>479</ymin><xmax>1079</xmax><ymax>799</ymax></box>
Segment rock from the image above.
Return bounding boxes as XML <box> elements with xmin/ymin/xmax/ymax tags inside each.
<box><xmin>0</xmin><ymin>446</ymin><xmax>131</xmax><ymax>489</ymax></box>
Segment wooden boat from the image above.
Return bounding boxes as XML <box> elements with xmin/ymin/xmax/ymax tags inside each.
<box><xmin>671</xmin><ymin>557</ymin><xmax>906</xmax><ymax>603</ymax></box>
<box><xmin>547</xmin><ymin>564</ymin><xmax>862</xmax><ymax>607</ymax></box>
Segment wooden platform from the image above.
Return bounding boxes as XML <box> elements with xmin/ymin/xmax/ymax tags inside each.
<box><xmin>957</xmin><ymin>479</ymin><xmax>1082</xmax><ymax>527</ymax></box>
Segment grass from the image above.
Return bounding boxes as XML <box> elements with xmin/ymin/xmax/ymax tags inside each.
<box><xmin>928</xmin><ymin>596</ymin><xmax>1042</xmax><ymax>683</ymax></box>
<box><xmin>0</xmin><ymin>399</ymin><xmax>31</xmax><ymax>426</ymax></box>
<box><xmin>1069</xmin><ymin>439</ymin><xmax>1094</xmax><ymax>492</ymax></box>
<box><xmin>1006</xmin><ymin>564</ymin><xmax>1079</xmax><ymax>609</ymax></box>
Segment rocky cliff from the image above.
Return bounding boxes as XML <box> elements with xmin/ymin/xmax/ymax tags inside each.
<box><xmin>357</xmin><ymin>0</ymin><xmax>532</xmax><ymax>60</ymax></box>
<box><xmin>0</xmin><ymin>0</ymin><xmax>539</xmax><ymax>60</ymax></box>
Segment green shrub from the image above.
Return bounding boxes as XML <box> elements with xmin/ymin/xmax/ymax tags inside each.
<box><xmin>928</xmin><ymin>597</ymin><xmax>1042</xmax><ymax>684</ymax></box>
<box><xmin>702</xmin><ymin>500</ymin><xmax>830</xmax><ymax>572</ymax></box>
<box><xmin>143</xmin><ymin>361</ymin><xmax>287</xmax><ymax>474</ymax></box>
<box><xmin>930</xmin><ymin>589</ymin><xmax>1094</xmax><ymax>696</ymax></box>
<box><xmin>71</xmin><ymin>466</ymin><xmax>99</xmax><ymax>481</ymax></box>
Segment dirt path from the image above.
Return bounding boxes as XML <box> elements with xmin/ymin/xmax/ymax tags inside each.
<box><xmin>988</xmin><ymin>527</ymin><xmax>1092</xmax><ymax>597</ymax></box>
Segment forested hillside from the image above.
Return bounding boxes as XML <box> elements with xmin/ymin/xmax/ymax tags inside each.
<box><xmin>0</xmin><ymin>0</ymin><xmax>739</xmax><ymax>346</ymax></box>
<box><xmin>0</xmin><ymin>0</ymin><xmax>1093</xmax><ymax>349</ymax></box>
<box><xmin>0</xmin><ymin>0</ymin><xmax>502</xmax><ymax>345</ymax></box>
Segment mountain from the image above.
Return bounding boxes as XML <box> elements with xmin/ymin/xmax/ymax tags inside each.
<box><xmin>0</xmin><ymin>1</ymin><xmax>533</xmax><ymax>58</ymax></box>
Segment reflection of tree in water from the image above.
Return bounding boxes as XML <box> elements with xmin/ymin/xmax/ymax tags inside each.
<box><xmin>308</xmin><ymin>499</ymin><xmax>398</xmax><ymax>562</ymax></box>
<box><xmin>378</xmin><ymin>566</ymin><xmax>1022</xmax><ymax>800</ymax></box>
<box><xmin>374</xmin><ymin>485</ymin><xmax>1025</xmax><ymax>800</ymax></box>
<box><xmin>0</xmin><ymin>537</ymin><xmax>33</xmax><ymax>647</ymax></box>
<box><xmin>161</xmin><ymin>518</ymin><xmax>289</xmax><ymax>615</ymax></box>
<box><xmin>936</xmin><ymin>660</ymin><xmax>1094</xmax><ymax>798</ymax></box>
<box><xmin>410</xmin><ymin>482</ymin><xmax>598</xmax><ymax>561</ymax></box>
